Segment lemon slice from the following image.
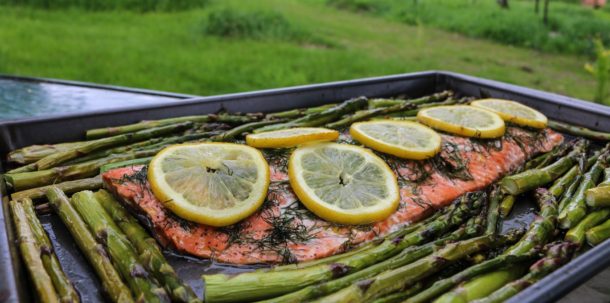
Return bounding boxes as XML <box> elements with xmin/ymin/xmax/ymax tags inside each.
<box><xmin>148</xmin><ymin>143</ymin><xmax>270</xmax><ymax>227</ymax></box>
<box><xmin>246</xmin><ymin>127</ymin><xmax>339</xmax><ymax>148</ymax></box>
<box><xmin>471</xmin><ymin>99</ymin><xmax>548</xmax><ymax>129</ymax></box>
<box><xmin>288</xmin><ymin>142</ymin><xmax>399</xmax><ymax>225</ymax></box>
<box><xmin>417</xmin><ymin>105</ymin><xmax>505</xmax><ymax>138</ymax></box>
<box><xmin>350</xmin><ymin>120</ymin><xmax>441</xmax><ymax>160</ymax></box>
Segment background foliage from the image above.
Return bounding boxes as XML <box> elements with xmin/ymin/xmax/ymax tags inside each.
<box><xmin>0</xmin><ymin>0</ymin><xmax>607</xmax><ymax>102</ymax></box>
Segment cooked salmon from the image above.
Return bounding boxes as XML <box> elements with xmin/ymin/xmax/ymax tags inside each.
<box><xmin>102</xmin><ymin>127</ymin><xmax>563</xmax><ymax>264</ymax></box>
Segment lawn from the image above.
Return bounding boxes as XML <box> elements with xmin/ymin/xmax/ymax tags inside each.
<box><xmin>0</xmin><ymin>0</ymin><xmax>598</xmax><ymax>101</ymax></box>
<box><xmin>325</xmin><ymin>0</ymin><xmax>610</xmax><ymax>56</ymax></box>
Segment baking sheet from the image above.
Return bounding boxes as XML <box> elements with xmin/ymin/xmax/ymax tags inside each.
<box><xmin>2</xmin><ymin>71</ymin><xmax>610</xmax><ymax>303</ymax></box>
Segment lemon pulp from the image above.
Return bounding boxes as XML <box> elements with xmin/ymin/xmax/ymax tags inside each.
<box><xmin>288</xmin><ymin>142</ymin><xmax>399</xmax><ymax>225</ymax></box>
<box><xmin>148</xmin><ymin>143</ymin><xmax>270</xmax><ymax>227</ymax></box>
<box><xmin>350</xmin><ymin>120</ymin><xmax>441</xmax><ymax>160</ymax></box>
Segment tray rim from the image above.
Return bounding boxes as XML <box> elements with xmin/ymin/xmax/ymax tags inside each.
<box><xmin>1</xmin><ymin>70</ymin><xmax>610</xmax><ymax>303</ymax></box>
<box><xmin>2</xmin><ymin>70</ymin><xmax>609</xmax><ymax>130</ymax></box>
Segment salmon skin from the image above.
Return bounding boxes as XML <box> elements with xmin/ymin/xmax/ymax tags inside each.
<box><xmin>103</xmin><ymin>127</ymin><xmax>563</xmax><ymax>264</ymax></box>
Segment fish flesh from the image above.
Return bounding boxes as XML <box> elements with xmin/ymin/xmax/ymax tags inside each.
<box><xmin>102</xmin><ymin>127</ymin><xmax>563</xmax><ymax>264</ymax></box>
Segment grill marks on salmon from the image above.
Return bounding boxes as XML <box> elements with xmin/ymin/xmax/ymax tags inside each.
<box><xmin>102</xmin><ymin>127</ymin><xmax>563</xmax><ymax>264</ymax></box>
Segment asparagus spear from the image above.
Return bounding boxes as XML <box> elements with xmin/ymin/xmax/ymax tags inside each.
<box><xmin>501</xmin><ymin>140</ymin><xmax>587</xmax><ymax>195</ymax></box>
<box><xmin>86</xmin><ymin>116</ymin><xmax>206</xmax><ymax>139</ymax></box>
<box><xmin>265</xmin><ymin>211</ymin><xmax>443</xmax><ymax>273</ymax></box>
<box><xmin>499</xmin><ymin>195</ymin><xmax>515</xmax><ymax>218</ymax></box>
<box><xmin>524</xmin><ymin>150</ymin><xmax>554</xmax><ymax>170</ymax></box>
<box><xmin>259</xmin><ymin>226</ymin><xmax>469</xmax><ymax>303</ymax></box>
<box><xmin>370</xmin><ymin>284</ymin><xmax>423</xmax><ymax>303</ymax></box>
<box><xmin>266</xmin><ymin>104</ymin><xmax>336</xmax><ymax>119</ymax></box>
<box><xmin>586</xmin><ymin>187</ymin><xmax>610</xmax><ymax>207</ymax></box>
<box><xmin>46</xmin><ymin>188</ymin><xmax>134</xmax><ymax>303</ymax></box>
<box><xmin>100</xmin><ymin>158</ymin><xmax>152</xmax><ymax>172</ymax></box>
<box><xmin>387</xmin><ymin>96</ymin><xmax>473</xmax><ymax>118</ymax></box>
<box><xmin>312</xmin><ymin>233</ymin><xmax>523</xmax><ymax>303</ymax></box>
<box><xmin>405</xmin><ymin>254</ymin><xmax>533</xmax><ymax>303</ymax></box>
<box><xmin>10</xmin><ymin>123</ymin><xmax>191</xmax><ymax>174</ymax></box>
<box><xmin>20</xmin><ymin>198</ymin><xmax>80</xmax><ymax>303</ymax></box>
<box><xmin>325</xmin><ymin>102</ymin><xmax>417</xmax><ymax>129</ymax></box>
<box><xmin>11</xmin><ymin>175</ymin><xmax>102</xmax><ymax>201</ymax></box>
<box><xmin>8</xmin><ymin>142</ymin><xmax>83</xmax><ymax>164</ymax></box>
<box><xmin>465</xmin><ymin>202</ymin><xmax>487</xmax><ymax>237</ymax></box>
<box><xmin>388</xmin><ymin>116</ymin><xmax>418</xmax><ymax>121</ymax></box>
<box><xmin>71</xmin><ymin>191</ymin><xmax>170</xmax><ymax>303</ymax></box>
<box><xmin>558</xmin><ymin>153</ymin><xmax>608</xmax><ymax>229</ymax></box>
<box><xmin>585</xmin><ymin>167</ymin><xmax>610</xmax><ymax>206</ymax></box>
<box><xmin>9</xmin><ymin>200</ymin><xmax>60</xmax><ymax>303</ymax></box>
<box><xmin>64</xmin><ymin>128</ymin><xmax>218</xmax><ymax>166</ymax></box>
<box><xmin>586</xmin><ymin>218</ymin><xmax>610</xmax><ymax>245</ymax></box>
<box><xmin>7</xmin><ymin>118</ymin><xmax>273</xmax><ymax>193</ymax></box>
<box><xmin>5</xmin><ymin>148</ymin><xmax>160</xmax><ymax>191</ymax></box>
<box><xmin>485</xmin><ymin>186</ymin><xmax>502</xmax><ymax>236</ymax></box>
<box><xmin>94</xmin><ymin>190</ymin><xmax>200</xmax><ymax>303</ymax></box>
<box><xmin>551</xmin><ymin>151</ymin><xmax>600</xmax><ymax>201</ymax></box>
<box><xmin>253</xmin><ymin>97</ymin><xmax>368</xmax><ymax>133</ymax></box>
<box><xmin>558</xmin><ymin>175</ymin><xmax>582</xmax><ymax>213</ymax></box>
<box><xmin>433</xmin><ymin>266</ymin><xmax>527</xmax><ymax>303</ymax></box>
<box><xmin>473</xmin><ymin>242</ymin><xmax>577</xmax><ymax>303</ymax></box>
<box><xmin>525</xmin><ymin>144</ymin><xmax>570</xmax><ymax>170</ymax></box>
<box><xmin>548</xmin><ymin>120</ymin><xmax>610</xmax><ymax>141</ymax></box>
<box><xmin>549</xmin><ymin>166</ymin><xmax>581</xmax><ymax>199</ymax></box>
<box><xmin>566</xmin><ymin>209</ymin><xmax>610</xmax><ymax>246</ymax></box>
<box><xmin>324</xmin><ymin>91</ymin><xmax>455</xmax><ymax>128</ymax></box>
<box><xmin>64</xmin><ymin>137</ymin><xmax>165</xmax><ymax>165</ymax></box>
<box><xmin>432</xmin><ymin>188</ymin><xmax>558</xmax><ymax>303</ymax></box>
<box><xmin>33</xmin><ymin>122</ymin><xmax>192</xmax><ymax>171</ymax></box>
<box><xmin>85</xmin><ymin>113</ymin><xmax>258</xmax><ymax>139</ymax></box>
<box><xmin>203</xmin><ymin>193</ymin><xmax>484</xmax><ymax>302</ymax></box>
<box><xmin>210</xmin><ymin>120</ymin><xmax>283</xmax><ymax>141</ymax></box>
<box><xmin>367</xmin><ymin>91</ymin><xmax>453</xmax><ymax>109</ymax></box>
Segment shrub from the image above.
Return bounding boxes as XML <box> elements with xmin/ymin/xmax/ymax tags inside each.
<box><xmin>585</xmin><ymin>39</ymin><xmax>610</xmax><ymax>104</ymax></box>
<box><xmin>202</xmin><ymin>8</ymin><xmax>333</xmax><ymax>47</ymax></box>
<box><xmin>326</xmin><ymin>0</ymin><xmax>386</xmax><ymax>14</ymax></box>
<box><xmin>204</xmin><ymin>9</ymin><xmax>294</xmax><ymax>39</ymax></box>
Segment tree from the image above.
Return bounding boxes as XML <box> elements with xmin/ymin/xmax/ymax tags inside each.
<box><xmin>534</xmin><ymin>0</ymin><xmax>540</xmax><ymax>14</ymax></box>
<box><xmin>497</xmin><ymin>0</ymin><xmax>509</xmax><ymax>9</ymax></box>
<box><xmin>543</xmin><ymin>0</ymin><xmax>551</xmax><ymax>25</ymax></box>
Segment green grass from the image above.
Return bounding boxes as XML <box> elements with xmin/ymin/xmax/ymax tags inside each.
<box><xmin>0</xmin><ymin>0</ymin><xmax>598</xmax><ymax>102</ymax></box>
<box><xmin>0</xmin><ymin>0</ymin><xmax>209</xmax><ymax>11</ymax></box>
<box><xmin>326</xmin><ymin>0</ymin><xmax>610</xmax><ymax>57</ymax></box>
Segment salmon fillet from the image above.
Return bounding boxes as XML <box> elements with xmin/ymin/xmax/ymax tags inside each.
<box><xmin>102</xmin><ymin>127</ymin><xmax>563</xmax><ymax>264</ymax></box>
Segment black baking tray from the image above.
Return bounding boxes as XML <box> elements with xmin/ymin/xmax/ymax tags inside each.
<box><xmin>2</xmin><ymin>71</ymin><xmax>610</xmax><ymax>303</ymax></box>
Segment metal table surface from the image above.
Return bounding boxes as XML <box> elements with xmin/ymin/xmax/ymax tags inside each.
<box><xmin>0</xmin><ymin>76</ymin><xmax>194</xmax><ymax>121</ymax></box>
<box><xmin>1</xmin><ymin>74</ymin><xmax>609</xmax><ymax>303</ymax></box>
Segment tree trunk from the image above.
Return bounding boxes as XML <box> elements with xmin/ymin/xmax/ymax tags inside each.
<box><xmin>543</xmin><ymin>0</ymin><xmax>550</xmax><ymax>25</ymax></box>
<box><xmin>497</xmin><ymin>0</ymin><xmax>509</xmax><ymax>9</ymax></box>
<box><xmin>535</xmin><ymin>0</ymin><xmax>540</xmax><ymax>14</ymax></box>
